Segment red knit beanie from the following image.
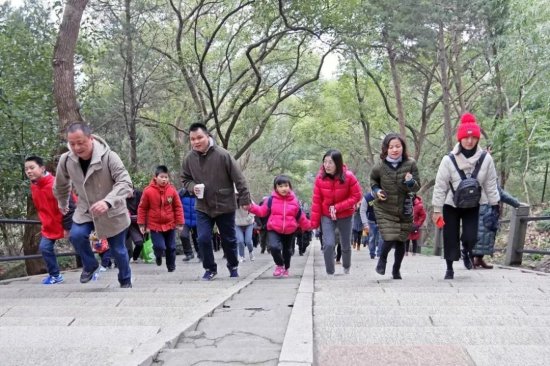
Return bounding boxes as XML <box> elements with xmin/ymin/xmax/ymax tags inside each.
<box><xmin>456</xmin><ymin>113</ymin><xmax>481</xmax><ymax>142</ymax></box>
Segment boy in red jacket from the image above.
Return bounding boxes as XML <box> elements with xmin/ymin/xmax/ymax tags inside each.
<box><xmin>137</xmin><ymin>166</ymin><xmax>184</xmax><ymax>272</ymax></box>
<box><xmin>25</xmin><ymin>156</ymin><xmax>76</xmax><ymax>284</ymax></box>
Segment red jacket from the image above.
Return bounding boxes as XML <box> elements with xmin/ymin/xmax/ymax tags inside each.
<box><xmin>250</xmin><ymin>190</ymin><xmax>311</xmax><ymax>235</ymax></box>
<box><xmin>311</xmin><ymin>165</ymin><xmax>362</xmax><ymax>229</ymax></box>
<box><xmin>31</xmin><ymin>173</ymin><xmax>76</xmax><ymax>240</ymax></box>
<box><xmin>408</xmin><ymin>196</ymin><xmax>427</xmax><ymax>240</ymax></box>
<box><xmin>137</xmin><ymin>179</ymin><xmax>184</xmax><ymax>232</ymax></box>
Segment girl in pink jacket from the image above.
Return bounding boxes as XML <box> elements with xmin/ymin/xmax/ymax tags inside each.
<box><xmin>250</xmin><ymin>175</ymin><xmax>312</xmax><ymax>277</ymax></box>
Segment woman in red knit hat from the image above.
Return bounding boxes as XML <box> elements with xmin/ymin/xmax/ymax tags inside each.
<box><xmin>431</xmin><ymin>113</ymin><xmax>499</xmax><ymax>279</ymax></box>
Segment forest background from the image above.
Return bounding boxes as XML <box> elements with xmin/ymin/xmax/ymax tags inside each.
<box><xmin>1</xmin><ymin>0</ymin><xmax>550</xmax><ymax>274</ymax></box>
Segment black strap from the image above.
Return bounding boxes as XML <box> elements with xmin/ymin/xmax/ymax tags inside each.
<box><xmin>471</xmin><ymin>151</ymin><xmax>487</xmax><ymax>179</ymax></box>
<box><xmin>448</xmin><ymin>154</ymin><xmax>467</xmax><ymax>180</ymax></box>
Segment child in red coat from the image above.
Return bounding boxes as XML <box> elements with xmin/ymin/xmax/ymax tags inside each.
<box><xmin>406</xmin><ymin>194</ymin><xmax>427</xmax><ymax>255</ymax></box>
<box><xmin>25</xmin><ymin>156</ymin><xmax>76</xmax><ymax>285</ymax></box>
<box><xmin>137</xmin><ymin>166</ymin><xmax>184</xmax><ymax>272</ymax></box>
<box><xmin>249</xmin><ymin>175</ymin><xmax>311</xmax><ymax>277</ymax></box>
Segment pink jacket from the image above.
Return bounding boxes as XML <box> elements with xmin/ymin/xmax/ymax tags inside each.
<box><xmin>250</xmin><ymin>190</ymin><xmax>311</xmax><ymax>235</ymax></box>
<box><xmin>311</xmin><ymin>165</ymin><xmax>362</xmax><ymax>229</ymax></box>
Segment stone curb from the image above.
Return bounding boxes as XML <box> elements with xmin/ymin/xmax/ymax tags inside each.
<box><xmin>495</xmin><ymin>264</ymin><xmax>550</xmax><ymax>276</ymax></box>
<box><xmin>278</xmin><ymin>242</ymin><xmax>315</xmax><ymax>366</ymax></box>
<box><xmin>109</xmin><ymin>261</ymin><xmax>275</xmax><ymax>366</ymax></box>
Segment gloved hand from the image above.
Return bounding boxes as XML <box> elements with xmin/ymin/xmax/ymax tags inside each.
<box><xmin>412</xmin><ymin>225</ymin><xmax>419</xmax><ymax>232</ymax></box>
<box><xmin>491</xmin><ymin>205</ymin><xmax>500</xmax><ymax>216</ymax></box>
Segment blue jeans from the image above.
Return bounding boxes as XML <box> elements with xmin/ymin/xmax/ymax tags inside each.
<box><xmin>39</xmin><ymin>237</ymin><xmax>60</xmax><ymax>277</ymax></box>
<box><xmin>99</xmin><ymin>249</ymin><xmax>112</xmax><ymax>268</ymax></box>
<box><xmin>150</xmin><ymin>229</ymin><xmax>176</xmax><ymax>270</ymax></box>
<box><xmin>368</xmin><ymin>221</ymin><xmax>383</xmax><ymax>257</ymax></box>
<box><xmin>235</xmin><ymin>224</ymin><xmax>254</xmax><ymax>257</ymax></box>
<box><xmin>69</xmin><ymin>222</ymin><xmax>131</xmax><ymax>285</ymax></box>
<box><xmin>196</xmin><ymin>211</ymin><xmax>239</xmax><ymax>273</ymax></box>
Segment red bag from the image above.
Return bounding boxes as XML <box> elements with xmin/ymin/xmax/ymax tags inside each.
<box><xmin>92</xmin><ymin>238</ymin><xmax>109</xmax><ymax>254</ymax></box>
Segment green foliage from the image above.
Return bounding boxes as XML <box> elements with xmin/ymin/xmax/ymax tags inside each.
<box><xmin>537</xmin><ymin>209</ymin><xmax>550</xmax><ymax>232</ymax></box>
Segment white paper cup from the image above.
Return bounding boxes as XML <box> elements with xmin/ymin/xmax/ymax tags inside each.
<box><xmin>195</xmin><ymin>184</ymin><xmax>205</xmax><ymax>199</ymax></box>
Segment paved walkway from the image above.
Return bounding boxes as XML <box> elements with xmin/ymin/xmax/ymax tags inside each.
<box><xmin>1</xmin><ymin>240</ymin><xmax>550</xmax><ymax>366</ymax></box>
<box><xmin>314</xmin><ymin>242</ymin><xmax>550</xmax><ymax>366</ymax></box>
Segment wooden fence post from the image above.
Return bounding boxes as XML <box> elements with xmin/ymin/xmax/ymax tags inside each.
<box><xmin>505</xmin><ymin>205</ymin><xmax>530</xmax><ymax>266</ymax></box>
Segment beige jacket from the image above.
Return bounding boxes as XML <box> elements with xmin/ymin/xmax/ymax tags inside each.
<box><xmin>432</xmin><ymin>143</ymin><xmax>499</xmax><ymax>213</ymax></box>
<box><xmin>235</xmin><ymin>208</ymin><xmax>255</xmax><ymax>227</ymax></box>
<box><xmin>53</xmin><ymin>135</ymin><xmax>133</xmax><ymax>238</ymax></box>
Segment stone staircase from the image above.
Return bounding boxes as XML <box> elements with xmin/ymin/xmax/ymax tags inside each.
<box><xmin>313</xmin><ymin>243</ymin><xmax>550</xmax><ymax>366</ymax></box>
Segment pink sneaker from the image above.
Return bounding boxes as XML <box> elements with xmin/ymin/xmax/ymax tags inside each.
<box><xmin>282</xmin><ymin>269</ymin><xmax>290</xmax><ymax>277</ymax></box>
<box><xmin>273</xmin><ymin>266</ymin><xmax>284</xmax><ymax>277</ymax></box>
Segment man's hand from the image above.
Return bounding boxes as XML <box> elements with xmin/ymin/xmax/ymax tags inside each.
<box><xmin>63</xmin><ymin>230</ymin><xmax>70</xmax><ymax>239</ymax></box>
<box><xmin>90</xmin><ymin>201</ymin><xmax>110</xmax><ymax>216</ymax></box>
<box><xmin>194</xmin><ymin>186</ymin><xmax>201</xmax><ymax>195</ymax></box>
<box><xmin>59</xmin><ymin>207</ymin><xmax>69</xmax><ymax>215</ymax></box>
<box><xmin>139</xmin><ymin>225</ymin><xmax>148</xmax><ymax>234</ymax></box>
<box><xmin>242</xmin><ymin>204</ymin><xmax>251</xmax><ymax>211</ymax></box>
<box><xmin>176</xmin><ymin>225</ymin><xmax>184</xmax><ymax>233</ymax></box>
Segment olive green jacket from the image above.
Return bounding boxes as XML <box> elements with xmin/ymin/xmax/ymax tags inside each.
<box><xmin>370</xmin><ymin>158</ymin><xmax>421</xmax><ymax>242</ymax></box>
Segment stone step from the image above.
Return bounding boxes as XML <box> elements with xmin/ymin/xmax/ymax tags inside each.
<box><xmin>316</xmin><ymin>344</ymin><xmax>472</xmax><ymax>366</ymax></box>
<box><xmin>465</xmin><ymin>345</ymin><xmax>550</xmax><ymax>366</ymax></box>
<box><xmin>157</xmin><ymin>347</ymin><xmax>279</xmax><ymax>366</ymax></box>
<box><xmin>0</xmin><ymin>347</ymin><xmax>131</xmax><ymax>366</ymax></box>
<box><xmin>0</xmin><ymin>326</ymin><xmax>159</xmax><ymax>348</ymax></box>
<box><xmin>0</xmin><ymin>317</ymin><xmax>74</xmax><ymax>326</ymax></box>
<box><xmin>431</xmin><ymin>315</ymin><xmax>550</xmax><ymax>327</ymax></box>
<box><xmin>314</xmin><ymin>305</ymin><xmax>527</xmax><ymax>316</ymax></box>
<box><xmin>3</xmin><ymin>305</ymin><xmax>195</xmax><ymax>318</ymax></box>
<box><xmin>0</xmin><ymin>298</ymin><xmax>122</xmax><ymax>307</ymax></box>
<box><xmin>314</xmin><ymin>326</ymin><xmax>550</xmax><ymax>346</ymax></box>
<box><xmin>71</xmin><ymin>317</ymin><xmax>182</xmax><ymax>327</ymax></box>
<box><xmin>212</xmin><ymin>307</ymin><xmax>293</xmax><ymax>318</ymax></box>
<box><xmin>223</xmin><ymin>299</ymin><xmax>295</xmax><ymax>309</ymax></box>
<box><xmin>314</xmin><ymin>315</ymin><xmax>432</xmax><ymax>327</ymax></box>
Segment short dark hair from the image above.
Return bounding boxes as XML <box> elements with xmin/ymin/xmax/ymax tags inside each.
<box><xmin>189</xmin><ymin>123</ymin><xmax>208</xmax><ymax>135</ymax></box>
<box><xmin>25</xmin><ymin>156</ymin><xmax>45</xmax><ymax>167</ymax></box>
<box><xmin>155</xmin><ymin>165</ymin><xmax>169</xmax><ymax>176</ymax></box>
<box><xmin>67</xmin><ymin>123</ymin><xmax>92</xmax><ymax>137</ymax></box>
<box><xmin>273</xmin><ymin>174</ymin><xmax>292</xmax><ymax>190</ymax></box>
<box><xmin>322</xmin><ymin>149</ymin><xmax>346</xmax><ymax>183</ymax></box>
<box><xmin>380</xmin><ymin>133</ymin><xmax>408</xmax><ymax>160</ymax></box>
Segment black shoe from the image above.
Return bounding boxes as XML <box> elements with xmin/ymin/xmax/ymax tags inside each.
<box><xmin>462</xmin><ymin>249</ymin><xmax>473</xmax><ymax>270</ymax></box>
<box><xmin>261</xmin><ymin>249</ymin><xmax>265</xmax><ymax>254</ymax></box>
<box><xmin>155</xmin><ymin>256</ymin><xmax>162</xmax><ymax>266</ymax></box>
<box><xmin>392</xmin><ymin>272</ymin><xmax>402</xmax><ymax>280</ymax></box>
<box><xmin>80</xmin><ymin>264</ymin><xmax>99</xmax><ymax>283</ymax></box>
<box><xmin>444</xmin><ymin>270</ymin><xmax>454</xmax><ymax>280</ymax></box>
<box><xmin>182</xmin><ymin>254</ymin><xmax>195</xmax><ymax>262</ymax></box>
<box><xmin>370</xmin><ymin>254</ymin><xmax>375</xmax><ymax>259</ymax></box>
<box><xmin>375</xmin><ymin>259</ymin><xmax>387</xmax><ymax>275</ymax></box>
<box><xmin>168</xmin><ymin>268</ymin><xmax>175</xmax><ymax>272</ymax></box>
<box><xmin>299</xmin><ymin>252</ymin><xmax>304</xmax><ymax>256</ymax></box>
<box><xmin>120</xmin><ymin>282</ymin><xmax>132</xmax><ymax>288</ymax></box>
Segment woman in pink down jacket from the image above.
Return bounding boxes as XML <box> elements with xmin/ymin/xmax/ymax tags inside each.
<box><xmin>311</xmin><ymin>149</ymin><xmax>362</xmax><ymax>275</ymax></box>
<box><xmin>250</xmin><ymin>175</ymin><xmax>311</xmax><ymax>278</ymax></box>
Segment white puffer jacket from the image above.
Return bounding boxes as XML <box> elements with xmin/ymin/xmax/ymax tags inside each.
<box><xmin>432</xmin><ymin>143</ymin><xmax>499</xmax><ymax>212</ymax></box>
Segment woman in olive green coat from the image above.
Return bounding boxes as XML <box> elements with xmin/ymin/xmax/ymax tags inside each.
<box><xmin>370</xmin><ymin>134</ymin><xmax>421</xmax><ymax>279</ymax></box>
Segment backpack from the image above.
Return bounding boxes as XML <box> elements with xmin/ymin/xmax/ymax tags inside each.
<box><xmin>266</xmin><ymin>196</ymin><xmax>303</xmax><ymax>222</ymax></box>
<box><xmin>447</xmin><ymin>151</ymin><xmax>487</xmax><ymax>209</ymax></box>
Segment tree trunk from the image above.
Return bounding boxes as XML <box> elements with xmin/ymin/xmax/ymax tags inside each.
<box><xmin>453</xmin><ymin>30</ymin><xmax>466</xmax><ymax>114</ymax></box>
<box><xmin>124</xmin><ymin>0</ymin><xmax>138</xmax><ymax>173</ymax></box>
<box><xmin>438</xmin><ymin>20</ymin><xmax>453</xmax><ymax>152</ymax></box>
<box><xmin>52</xmin><ymin>0</ymin><xmax>88</xmax><ymax>134</ymax></box>
<box><xmin>22</xmin><ymin>196</ymin><xmax>46</xmax><ymax>276</ymax></box>
<box><xmin>353</xmin><ymin>62</ymin><xmax>375</xmax><ymax>166</ymax></box>
<box><xmin>384</xmin><ymin>32</ymin><xmax>407</xmax><ymax>140</ymax></box>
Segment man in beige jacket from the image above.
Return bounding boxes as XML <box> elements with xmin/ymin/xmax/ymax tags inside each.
<box><xmin>54</xmin><ymin>123</ymin><xmax>133</xmax><ymax>287</ymax></box>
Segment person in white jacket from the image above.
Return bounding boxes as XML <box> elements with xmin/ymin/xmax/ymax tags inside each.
<box><xmin>431</xmin><ymin>113</ymin><xmax>499</xmax><ymax>280</ymax></box>
<box><xmin>235</xmin><ymin>195</ymin><xmax>256</xmax><ymax>262</ymax></box>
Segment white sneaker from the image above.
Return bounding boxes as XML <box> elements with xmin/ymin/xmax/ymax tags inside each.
<box><xmin>99</xmin><ymin>266</ymin><xmax>107</xmax><ymax>273</ymax></box>
<box><xmin>249</xmin><ymin>253</ymin><xmax>255</xmax><ymax>261</ymax></box>
<box><xmin>241</xmin><ymin>256</ymin><xmax>246</xmax><ymax>262</ymax></box>
<box><xmin>343</xmin><ymin>267</ymin><xmax>350</xmax><ymax>275</ymax></box>
<box><xmin>238</xmin><ymin>256</ymin><xmax>244</xmax><ymax>263</ymax></box>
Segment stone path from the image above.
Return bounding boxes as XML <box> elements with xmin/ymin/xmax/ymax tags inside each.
<box><xmin>2</xmin><ymin>239</ymin><xmax>550</xmax><ymax>366</ymax></box>
<box><xmin>313</xmin><ymin>242</ymin><xmax>550</xmax><ymax>366</ymax></box>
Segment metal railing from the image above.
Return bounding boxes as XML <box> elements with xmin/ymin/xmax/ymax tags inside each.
<box><xmin>0</xmin><ymin>218</ymin><xmax>80</xmax><ymax>263</ymax></box>
<box><xmin>430</xmin><ymin>206</ymin><xmax>550</xmax><ymax>264</ymax></box>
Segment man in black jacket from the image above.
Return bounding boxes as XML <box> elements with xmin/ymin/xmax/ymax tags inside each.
<box><xmin>126</xmin><ymin>186</ymin><xmax>144</xmax><ymax>262</ymax></box>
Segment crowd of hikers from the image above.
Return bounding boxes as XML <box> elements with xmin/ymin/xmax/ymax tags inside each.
<box><xmin>25</xmin><ymin>112</ymin><xmax>522</xmax><ymax>287</ymax></box>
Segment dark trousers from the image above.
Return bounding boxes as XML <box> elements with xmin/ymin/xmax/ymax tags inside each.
<box><xmin>212</xmin><ymin>233</ymin><xmax>221</xmax><ymax>252</ymax></box>
<box><xmin>336</xmin><ymin>243</ymin><xmax>342</xmax><ymax>261</ymax></box>
<box><xmin>352</xmin><ymin>230</ymin><xmax>362</xmax><ymax>246</ymax></box>
<box><xmin>268</xmin><ymin>231</ymin><xmax>294</xmax><ymax>269</ymax></box>
<box><xmin>180</xmin><ymin>225</ymin><xmax>199</xmax><ymax>258</ymax></box>
<box><xmin>259</xmin><ymin>230</ymin><xmax>269</xmax><ymax>253</ymax></box>
<box><xmin>99</xmin><ymin>249</ymin><xmax>112</xmax><ymax>268</ymax></box>
<box><xmin>252</xmin><ymin>231</ymin><xmax>259</xmax><ymax>247</ymax></box>
<box><xmin>197</xmin><ymin>211</ymin><xmax>239</xmax><ymax>273</ymax></box>
<box><xmin>127</xmin><ymin>223</ymin><xmax>144</xmax><ymax>261</ymax></box>
<box><xmin>406</xmin><ymin>239</ymin><xmax>418</xmax><ymax>253</ymax></box>
<box><xmin>443</xmin><ymin>204</ymin><xmax>480</xmax><ymax>261</ymax></box>
<box><xmin>150</xmin><ymin>229</ymin><xmax>176</xmax><ymax>270</ymax></box>
<box><xmin>380</xmin><ymin>241</ymin><xmax>406</xmax><ymax>273</ymax></box>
